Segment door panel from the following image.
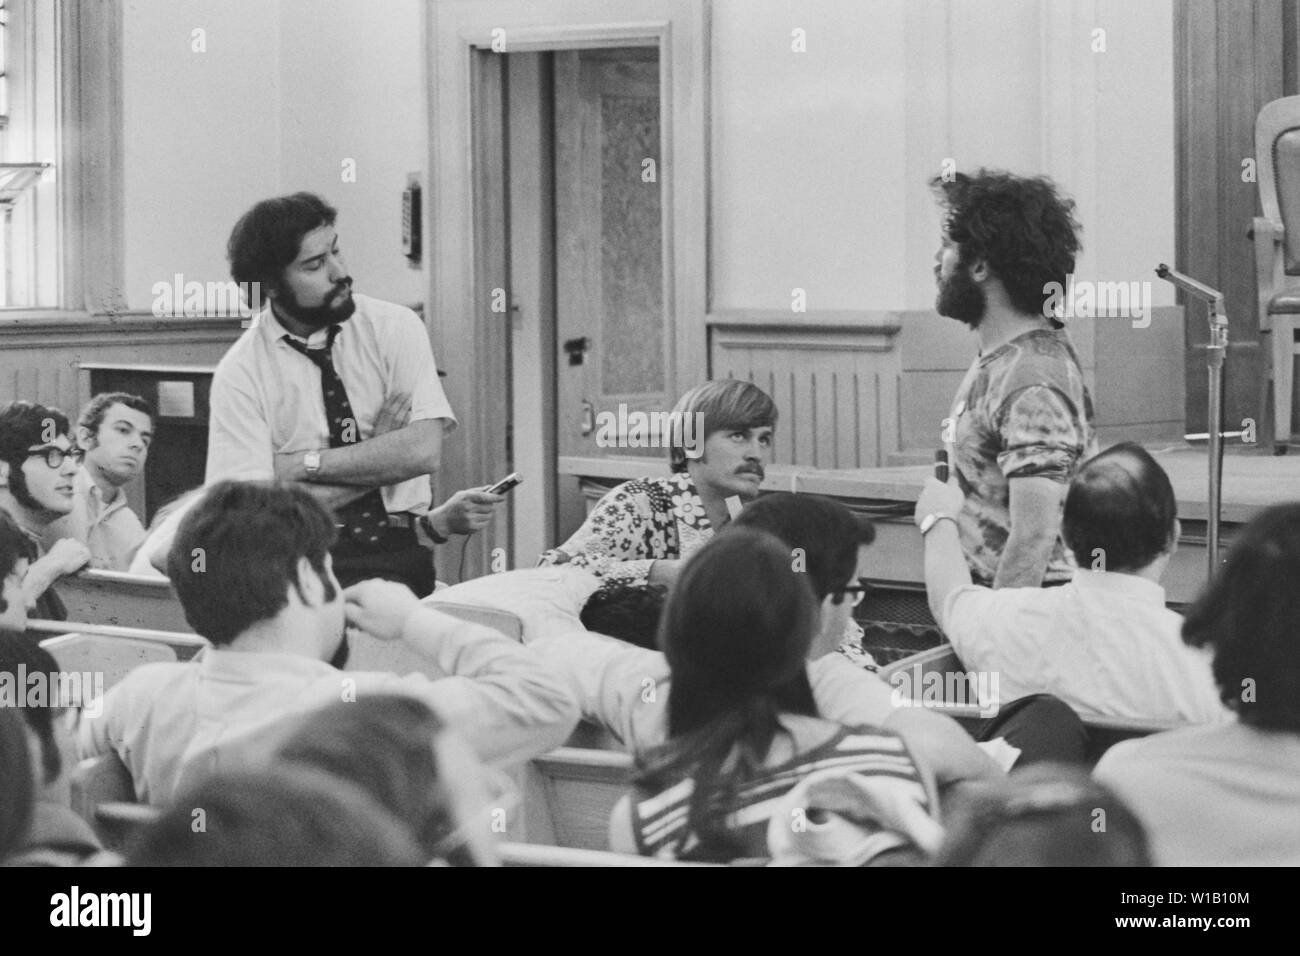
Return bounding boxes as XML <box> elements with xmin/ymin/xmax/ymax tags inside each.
<box><xmin>555</xmin><ymin>49</ymin><xmax>667</xmax><ymax>462</ymax></box>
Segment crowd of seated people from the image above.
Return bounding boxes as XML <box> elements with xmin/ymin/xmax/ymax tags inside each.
<box><xmin>2</xmin><ymin>378</ymin><xmax>1300</xmax><ymax>868</ymax></box>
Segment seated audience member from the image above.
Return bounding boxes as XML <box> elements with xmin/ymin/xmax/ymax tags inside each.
<box><xmin>936</xmin><ymin>763</ymin><xmax>1150</xmax><ymax>866</ymax></box>
<box><xmin>42</xmin><ymin>393</ymin><xmax>152</xmax><ymax>571</ymax></box>
<box><xmin>915</xmin><ymin>442</ymin><xmax>1227</xmax><ymax>723</ymax></box>
<box><xmin>0</xmin><ymin>509</ymin><xmax>33</xmax><ymax>635</ymax></box>
<box><xmin>0</xmin><ymin>705</ymin><xmax>35</xmax><ymax>862</ymax></box>
<box><xmin>126</xmin><ymin>767</ymin><xmax>424</xmax><ymax>867</ymax></box>
<box><xmin>79</xmin><ymin>480</ymin><xmax>577</xmax><ymax>804</ymax></box>
<box><xmin>536</xmin><ymin>493</ymin><xmax>1001</xmax><ymax>791</ymax></box>
<box><xmin>0</xmin><ymin>402</ymin><xmax>92</xmax><ymax>620</ymax></box>
<box><xmin>0</xmin><ymin>635</ymin><xmax>105</xmax><ymax>866</ymax></box>
<box><xmin>609</xmin><ymin>529</ymin><xmax>934</xmax><ymax>862</ymax></box>
<box><xmin>1094</xmin><ymin>503</ymin><xmax>1300</xmax><ymax>866</ymax></box>
<box><xmin>539</xmin><ymin>378</ymin><xmax>777</xmax><ymax>592</ymax></box>
<box><xmin>276</xmin><ymin>696</ymin><xmax>498</xmax><ymax>866</ymax></box>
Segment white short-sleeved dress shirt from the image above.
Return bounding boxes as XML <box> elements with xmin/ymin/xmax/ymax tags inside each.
<box><xmin>205</xmin><ymin>294</ymin><xmax>457</xmax><ymax>515</ymax></box>
<box><xmin>941</xmin><ymin>570</ymin><xmax>1229</xmax><ymax>724</ymax></box>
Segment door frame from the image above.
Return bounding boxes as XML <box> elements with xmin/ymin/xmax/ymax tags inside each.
<box><xmin>427</xmin><ymin>0</ymin><xmax>710</xmax><ymax>578</ymax></box>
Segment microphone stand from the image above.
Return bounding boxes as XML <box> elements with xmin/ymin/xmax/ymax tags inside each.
<box><xmin>1155</xmin><ymin>264</ymin><xmax>1227</xmax><ymax>580</ymax></box>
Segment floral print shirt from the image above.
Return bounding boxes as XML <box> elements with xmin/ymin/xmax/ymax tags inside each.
<box><xmin>539</xmin><ymin>473</ymin><xmax>712</xmax><ymax>590</ymax></box>
<box><xmin>539</xmin><ymin>472</ymin><xmax>877</xmax><ymax>670</ymax></box>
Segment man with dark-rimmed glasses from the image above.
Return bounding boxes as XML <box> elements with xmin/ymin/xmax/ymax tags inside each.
<box><xmin>0</xmin><ymin>401</ymin><xmax>92</xmax><ymax>620</ymax></box>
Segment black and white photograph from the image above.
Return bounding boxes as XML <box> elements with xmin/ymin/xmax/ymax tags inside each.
<box><xmin>0</xmin><ymin>0</ymin><xmax>1289</xmax><ymax>922</ymax></box>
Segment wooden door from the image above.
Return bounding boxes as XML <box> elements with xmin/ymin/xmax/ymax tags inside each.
<box><xmin>1176</xmin><ymin>0</ymin><xmax>1291</xmax><ymax>433</ymax></box>
<box><xmin>554</xmin><ymin>49</ymin><xmax>669</xmax><ymax>464</ymax></box>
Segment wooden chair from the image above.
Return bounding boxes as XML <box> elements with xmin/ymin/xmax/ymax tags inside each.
<box><xmin>55</xmin><ymin>569</ymin><xmax>193</xmax><ymax>633</ymax></box>
<box><xmin>1253</xmin><ymin>94</ymin><xmax>1300</xmax><ymax>451</ymax></box>
<box><xmin>523</xmin><ymin>747</ymin><xmax>633</xmax><ymax>850</ymax></box>
<box><xmin>29</xmin><ymin>618</ymin><xmax>208</xmax><ymax>664</ymax></box>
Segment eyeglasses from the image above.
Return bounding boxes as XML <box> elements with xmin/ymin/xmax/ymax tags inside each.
<box><xmin>836</xmin><ymin>578</ymin><xmax>872</xmax><ymax>608</ymax></box>
<box><xmin>27</xmin><ymin>444</ymin><xmax>84</xmax><ymax>469</ymax></box>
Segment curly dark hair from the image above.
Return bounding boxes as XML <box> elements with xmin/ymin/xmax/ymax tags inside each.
<box><xmin>228</xmin><ymin>192</ymin><xmax>337</xmax><ymax>308</ymax></box>
<box><xmin>1181</xmin><ymin>503</ymin><xmax>1300</xmax><ymax>732</ymax></box>
<box><xmin>930</xmin><ymin>169</ymin><xmax>1082</xmax><ymax>324</ymax></box>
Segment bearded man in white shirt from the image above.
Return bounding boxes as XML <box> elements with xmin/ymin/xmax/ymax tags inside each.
<box><xmin>208</xmin><ymin>192</ymin><xmax>486</xmax><ymax>598</ymax></box>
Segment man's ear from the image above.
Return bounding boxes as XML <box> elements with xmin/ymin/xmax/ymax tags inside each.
<box><xmin>77</xmin><ymin>425</ymin><xmax>97</xmax><ymax>450</ymax></box>
<box><xmin>0</xmin><ymin>460</ymin><xmax>9</xmax><ymax>487</ymax></box>
<box><xmin>294</xmin><ymin>555</ymin><xmax>326</xmax><ymax>607</ymax></box>
<box><xmin>968</xmin><ymin>257</ymin><xmax>990</xmax><ymax>283</ymax></box>
<box><xmin>1167</xmin><ymin>517</ymin><xmax>1181</xmax><ymax>556</ymax></box>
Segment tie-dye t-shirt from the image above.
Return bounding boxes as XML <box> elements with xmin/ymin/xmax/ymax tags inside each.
<box><xmin>950</xmin><ymin>328</ymin><xmax>1097</xmax><ymax>586</ymax></box>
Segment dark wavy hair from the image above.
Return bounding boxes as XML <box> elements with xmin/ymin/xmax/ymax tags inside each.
<box><xmin>228</xmin><ymin>192</ymin><xmax>337</xmax><ymax>308</ymax></box>
<box><xmin>732</xmin><ymin>492</ymin><xmax>875</xmax><ymax>600</ymax></box>
<box><xmin>1181</xmin><ymin>503</ymin><xmax>1300</xmax><ymax>731</ymax></box>
<box><xmin>937</xmin><ymin>763</ymin><xmax>1150</xmax><ymax>867</ymax></box>
<box><xmin>126</xmin><ymin>768</ymin><xmax>423</xmax><ymax>867</ymax></box>
<box><xmin>0</xmin><ymin>401</ymin><xmax>71</xmax><ymax>512</ymax></box>
<box><xmin>167</xmin><ymin>481</ymin><xmax>338</xmax><ymax>645</ymax></box>
<box><xmin>930</xmin><ymin>169</ymin><xmax>1081</xmax><ymax>324</ymax></box>
<box><xmin>78</xmin><ymin>392</ymin><xmax>153</xmax><ymax>437</ymax></box>
<box><xmin>580</xmin><ymin>584</ymin><xmax>668</xmax><ymax>649</ymax></box>
<box><xmin>0</xmin><ymin>509</ymin><xmax>35</xmax><ymax>621</ymax></box>
<box><xmin>635</xmin><ymin>528</ymin><xmax>818</xmax><ymax>860</ymax></box>
<box><xmin>277</xmin><ymin>696</ymin><xmax>484</xmax><ymax>866</ymax></box>
<box><xmin>1062</xmin><ymin>443</ymin><xmax>1177</xmax><ymax>573</ymax></box>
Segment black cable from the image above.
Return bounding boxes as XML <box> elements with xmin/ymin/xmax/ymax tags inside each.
<box><xmin>457</xmin><ymin>529</ymin><xmax>473</xmax><ymax>583</ymax></box>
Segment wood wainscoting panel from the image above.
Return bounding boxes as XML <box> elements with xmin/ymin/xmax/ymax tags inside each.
<box><xmin>708</xmin><ymin>315</ymin><xmax>902</xmax><ymax>470</ymax></box>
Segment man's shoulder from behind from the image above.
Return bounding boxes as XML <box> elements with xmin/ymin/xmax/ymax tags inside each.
<box><xmin>105</xmin><ymin>658</ymin><xmax>199</xmax><ymax>699</ymax></box>
<box><xmin>1095</xmin><ymin>720</ymin><xmax>1236</xmax><ymax>779</ymax></box>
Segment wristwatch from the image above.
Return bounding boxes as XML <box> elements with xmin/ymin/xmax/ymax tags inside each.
<box><xmin>918</xmin><ymin>512</ymin><xmax>958</xmax><ymax>536</ymax></box>
<box><xmin>303</xmin><ymin>451</ymin><xmax>322</xmax><ymax>478</ymax></box>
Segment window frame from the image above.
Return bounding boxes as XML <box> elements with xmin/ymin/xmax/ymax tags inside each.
<box><xmin>0</xmin><ymin>0</ymin><xmax>123</xmax><ymax>323</ymax></box>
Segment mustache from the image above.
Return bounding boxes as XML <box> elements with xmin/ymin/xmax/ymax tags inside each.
<box><xmin>736</xmin><ymin>464</ymin><xmax>765</xmax><ymax>478</ymax></box>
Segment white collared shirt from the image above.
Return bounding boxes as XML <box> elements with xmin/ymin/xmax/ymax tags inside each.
<box><xmin>205</xmin><ymin>294</ymin><xmax>457</xmax><ymax>514</ymax></box>
<box><xmin>941</xmin><ymin>570</ymin><xmax>1229</xmax><ymax>723</ymax></box>
<box><xmin>43</xmin><ymin>468</ymin><xmax>146</xmax><ymax>571</ymax></box>
<box><xmin>531</xmin><ymin>630</ymin><xmax>898</xmax><ymax>753</ymax></box>
<box><xmin>78</xmin><ymin>608</ymin><xmax>578</xmax><ymax>804</ymax></box>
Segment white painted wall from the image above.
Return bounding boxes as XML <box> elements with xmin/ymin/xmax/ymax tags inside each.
<box><xmin>121</xmin><ymin>0</ymin><xmax>281</xmax><ymax>311</ymax></box>
<box><xmin>121</xmin><ymin>0</ymin><xmax>427</xmax><ymax>313</ymax></box>
<box><xmin>712</xmin><ymin>0</ymin><xmax>1176</xmax><ymax>314</ymax></box>
<box><xmin>118</xmin><ymin>0</ymin><xmax>1175</xmax><ymax>332</ymax></box>
<box><xmin>711</xmin><ymin>0</ymin><xmax>909</xmax><ymax>312</ymax></box>
<box><xmin>277</xmin><ymin>0</ymin><xmax>428</xmax><ymax>308</ymax></box>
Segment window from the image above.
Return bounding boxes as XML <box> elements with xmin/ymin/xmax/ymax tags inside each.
<box><xmin>0</xmin><ymin>0</ymin><xmax>60</xmax><ymax>309</ymax></box>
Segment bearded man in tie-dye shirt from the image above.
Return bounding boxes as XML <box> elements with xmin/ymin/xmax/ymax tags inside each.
<box><xmin>928</xmin><ymin>170</ymin><xmax>1098</xmax><ymax>588</ymax></box>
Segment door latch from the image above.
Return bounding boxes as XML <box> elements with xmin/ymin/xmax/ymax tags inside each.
<box><xmin>563</xmin><ymin>336</ymin><xmax>591</xmax><ymax>366</ymax></box>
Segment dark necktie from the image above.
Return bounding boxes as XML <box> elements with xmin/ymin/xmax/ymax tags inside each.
<box><xmin>282</xmin><ymin>326</ymin><xmax>389</xmax><ymax>547</ymax></box>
